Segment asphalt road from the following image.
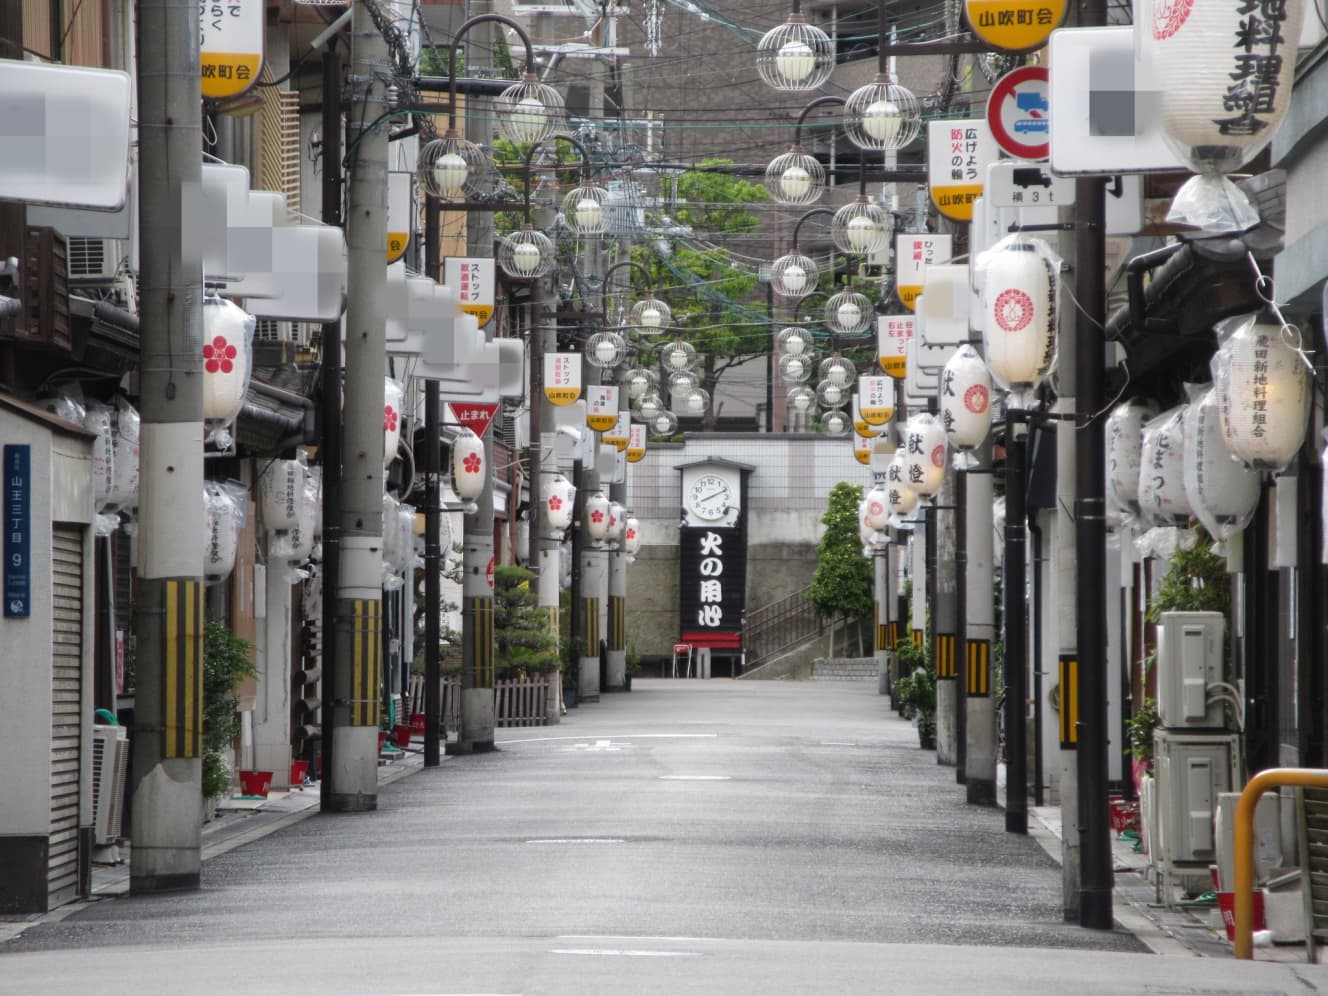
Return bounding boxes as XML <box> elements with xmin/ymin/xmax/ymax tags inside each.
<box><xmin>4</xmin><ymin>679</ymin><xmax>1326</xmax><ymax>994</ymax></box>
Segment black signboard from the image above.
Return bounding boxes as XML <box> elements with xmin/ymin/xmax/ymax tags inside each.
<box><xmin>678</xmin><ymin>525</ymin><xmax>746</xmax><ymax>650</ymax></box>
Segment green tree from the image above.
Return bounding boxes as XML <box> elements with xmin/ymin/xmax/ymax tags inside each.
<box><xmin>807</xmin><ymin>481</ymin><xmax>874</xmax><ymax>656</ymax></box>
<box><xmin>202</xmin><ymin>615</ymin><xmax>257</xmax><ymax>798</ymax></box>
<box><xmin>493</xmin><ymin>564</ymin><xmax>560</xmax><ymax>680</ymax></box>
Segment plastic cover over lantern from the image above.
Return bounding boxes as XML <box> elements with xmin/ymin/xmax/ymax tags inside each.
<box><xmin>203</xmin><ymin>481</ymin><xmax>242</xmax><ymax>580</ymax></box>
<box><xmin>584</xmin><ymin>491</ymin><xmax>611</xmax><ymax>541</ymax></box>
<box><xmin>1139</xmin><ymin>0</ymin><xmax>1305</xmax><ymax>231</ymax></box>
<box><xmin>450</xmin><ymin>429</ymin><xmax>486</xmax><ymax>500</ymax></box>
<box><xmin>939</xmin><ymin>344</ymin><xmax>992</xmax><ymax>453</ymax></box>
<box><xmin>623</xmin><ymin>516</ymin><xmax>641</xmax><ymax>558</ymax></box>
<box><xmin>202</xmin><ymin>295</ymin><xmax>255</xmax><ymax>423</ymax></box>
<box><xmin>1212</xmin><ymin>313</ymin><xmax>1310</xmax><ymax>473</ymax></box>
<box><xmin>383</xmin><ymin>378</ymin><xmax>404</xmax><ymax>467</ymax></box>
<box><xmin>606</xmin><ymin>501</ymin><xmax>626</xmax><ymax>543</ymax></box>
<box><xmin>271</xmin><ymin>468</ymin><xmax>319</xmax><ymax>566</ymax></box>
<box><xmin>260</xmin><ymin>456</ymin><xmax>307</xmax><ymax>531</ymax></box>
<box><xmin>109</xmin><ymin>397</ymin><xmax>140</xmax><ymax>510</ymax></box>
<box><xmin>1105</xmin><ymin>399</ymin><xmax>1157</xmax><ymax>517</ymax></box>
<box><xmin>903</xmin><ymin>413</ymin><xmax>947</xmax><ymax>497</ymax></box>
<box><xmin>83</xmin><ymin>402</ymin><xmax>115</xmax><ymax>511</ymax></box>
<box><xmin>886</xmin><ymin>451</ymin><xmax>918</xmax><ymax>517</ymax></box>
<box><xmin>864</xmin><ymin>485</ymin><xmax>891</xmax><ymax>532</ymax></box>
<box><xmin>858</xmin><ymin>498</ymin><xmax>876</xmax><ymax>547</ymax></box>
<box><xmin>1183</xmin><ymin>386</ymin><xmax>1261</xmax><ymax>547</ymax></box>
<box><xmin>545</xmin><ymin>473</ymin><xmax>575</xmax><ymax>532</ymax></box>
<box><xmin>979</xmin><ymin>236</ymin><xmax>1059</xmax><ymax>396</ymax></box>
<box><xmin>1137</xmin><ymin>405</ymin><xmax>1193</xmax><ymax>527</ymax></box>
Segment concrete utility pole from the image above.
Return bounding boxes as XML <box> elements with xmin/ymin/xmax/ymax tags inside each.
<box><xmin>964</xmin><ymin>442</ymin><xmax>997</xmax><ymax>804</ymax></box>
<box><xmin>606</xmin><ymin>404</ymin><xmax>629</xmax><ymax>691</ymax></box>
<box><xmin>327</xmin><ymin>0</ymin><xmax>391</xmax><ymax>810</ymax></box>
<box><xmin>455</xmin><ymin>426</ymin><xmax>497</xmax><ymax>752</ymax></box>
<box><xmin>910</xmin><ymin>520</ymin><xmax>927</xmax><ymax>652</ymax></box>
<box><xmin>1004</xmin><ymin>411</ymin><xmax>1029</xmax><ymax>834</ymax></box>
<box><xmin>131</xmin><ymin>0</ymin><xmax>206</xmax><ymax>892</ymax></box>
<box><xmin>1055</xmin><ymin>343</ymin><xmax>1080</xmax><ymax>919</ymax></box>
<box><xmin>578</xmin><ymin>457</ymin><xmax>605</xmax><ymax>702</ymax></box>
<box><xmin>934</xmin><ymin>474</ymin><xmax>959</xmax><ymax>766</ymax></box>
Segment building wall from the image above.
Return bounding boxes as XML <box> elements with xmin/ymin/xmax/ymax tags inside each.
<box><xmin>1272</xmin><ymin>37</ymin><xmax>1328</xmax><ymax>315</ymax></box>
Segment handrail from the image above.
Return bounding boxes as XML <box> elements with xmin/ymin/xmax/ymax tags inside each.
<box><xmin>745</xmin><ymin>585</ymin><xmax>824</xmax><ymax>665</ymax></box>
<box><xmin>1233</xmin><ymin>767</ymin><xmax>1328</xmax><ymax>958</ymax></box>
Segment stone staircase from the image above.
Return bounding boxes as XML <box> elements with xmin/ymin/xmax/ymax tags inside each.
<box><xmin>811</xmin><ymin>657</ymin><xmax>879</xmax><ymax>681</ymax></box>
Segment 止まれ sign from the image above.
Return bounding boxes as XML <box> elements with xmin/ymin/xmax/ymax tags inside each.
<box><xmin>678</xmin><ymin>525</ymin><xmax>746</xmax><ymax>650</ymax></box>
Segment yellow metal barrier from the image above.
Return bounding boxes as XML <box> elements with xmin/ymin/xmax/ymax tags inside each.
<box><xmin>1233</xmin><ymin>766</ymin><xmax>1328</xmax><ymax>959</ymax></box>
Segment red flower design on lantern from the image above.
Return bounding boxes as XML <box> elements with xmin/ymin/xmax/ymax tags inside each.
<box><xmin>590</xmin><ymin>509</ymin><xmax>604</xmax><ymax>524</ymax></box>
<box><xmin>548</xmin><ymin>496</ymin><xmax>563</xmax><ymax>511</ymax></box>
<box><xmin>203</xmin><ymin>335</ymin><xmax>238</xmax><ymax>374</ymax></box>
<box><xmin>463</xmin><ymin>452</ymin><xmax>482</xmax><ymax>475</ymax></box>
<box><xmin>626</xmin><ymin>528</ymin><xmax>636</xmax><ymax>541</ymax></box>
<box><xmin>383</xmin><ymin>405</ymin><xmax>398</xmax><ymax>432</ymax></box>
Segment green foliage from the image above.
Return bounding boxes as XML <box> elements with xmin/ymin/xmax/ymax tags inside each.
<box><xmin>807</xmin><ymin>482</ymin><xmax>874</xmax><ymax>623</ymax></box>
<box><xmin>1145</xmin><ymin>530</ymin><xmax>1230</xmax><ymax>622</ymax></box>
<box><xmin>494</xmin><ymin>565</ymin><xmax>560</xmax><ymax>680</ymax></box>
<box><xmin>1126</xmin><ymin>696</ymin><xmax>1159</xmax><ymax>764</ymax></box>
<box><xmin>626</xmin><ymin>642</ymin><xmax>642</xmax><ymax>675</ymax></box>
<box><xmin>202</xmin><ymin>615</ymin><xmax>257</xmax><ymax>798</ymax></box>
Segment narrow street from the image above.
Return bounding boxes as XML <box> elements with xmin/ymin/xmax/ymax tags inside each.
<box><xmin>2</xmin><ymin>681</ymin><xmax>1322</xmax><ymax>994</ymax></box>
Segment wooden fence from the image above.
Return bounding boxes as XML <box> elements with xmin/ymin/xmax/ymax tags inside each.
<box><xmin>408</xmin><ymin>672</ymin><xmax>556</xmax><ymax>731</ymax></box>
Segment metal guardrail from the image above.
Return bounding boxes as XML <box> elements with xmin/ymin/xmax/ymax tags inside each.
<box><xmin>744</xmin><ymin>585</ymin><xmax>824</xmax><ymax>666</ymax></box>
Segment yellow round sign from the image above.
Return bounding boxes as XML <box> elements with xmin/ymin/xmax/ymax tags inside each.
<box><xmin>963</xmin><ymin>0</ymin><xmax>1067</xmax><ymax>53</ymax></box>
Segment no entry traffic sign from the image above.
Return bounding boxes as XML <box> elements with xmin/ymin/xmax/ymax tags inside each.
<box><xmin>987</xmin><ymin>65</ymin><xmax>1050</xmax><ymax>161</ymax></box>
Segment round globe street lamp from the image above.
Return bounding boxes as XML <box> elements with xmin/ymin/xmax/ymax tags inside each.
<box><xmin>764</xmin><ymin>96</ymin><xmax>846</xmax><ymax>206</ymax></box>
<box><xmin>843</xmin><ymin>2</ymin><xmax>920</xmax><ymax>152</ymax></box>
<box><xmin>756</xmin><ymin>0</ymin><xmax>834</xmax><ymax>92</ymax></box>
<box><xmin>771</xmin><ymin>207</ymin><xmax>834</xmax><ymax>300</ymax></box>
<box><xmin>831</xmin><ymin>193</ymin><xmax>890</xmax><ymax>257</ymax></box>
<box><xmin>630</xmin><ymin>292</ymin><xmax>672</xmax><ymax>335</ymax></box>
<box><xmin>825</xmin><ymin>286</ymin><xmax>872</xmax><ymax>336</ymax></box>
<box><xmin>499</xmin><ymin>133</ymin><xmax>601</xmax><ymax>280</ymax></box>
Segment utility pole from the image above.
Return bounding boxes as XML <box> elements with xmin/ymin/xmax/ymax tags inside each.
<box><xmin>1056</xmin><ymin>339</ymin><xmax>1080</xmax><ymax>920</ymax></box>
<box><xmin>131</xmin><ymin>0</ymin><xmax>206</xmax><ymax>892</ymax></box>
<box><xmin>954</xmin><ymin>467</ymin><xmax>967</xmax><ymax>781</ymax></box>
<box><xmin>606</xmin><ymin>390</ymin><xmax>629</xmax><ymax>691</ymax></box>
<box><xmin>578</xmin><ymin>457</ymin><xmax>605</xmax><ymax>702</ymax></box>
<box><xmin>527</xmin><ymin>277</ymin><xmax>561</xmax><ymax>724</ymax></box>
<box><xmin>1004</xmin><ymin>410</ymin><xmax>1029</xmax><ymax>834</ymax></box>
<box><xmin>934</xmin><ymin>473</ymin><xmax>958</xmax><ymax>766</ymax></box>
<box><xmin>423</xmin><ymin>194</ymin><xmax>443</xmax><ymax>767</ymax></box>
<box><xmin>327</xmin><ymin>0</ymin><xmax>391</xmax><ymax>810</ymax></box>
<box><xmin>964</xmin><ymin>441</ymin><xmax>997</xmax><ymax>804</ymax></box>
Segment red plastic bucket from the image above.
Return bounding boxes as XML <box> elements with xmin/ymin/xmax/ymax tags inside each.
<box><xmin>391</xmin><ymin>725</ymin><xmax>413</xmax><ymax>748</ymax></box>
<box><xmin>1217</xmin><ymin>891</ymin><xmax>1265</xmax><ymax>942</ymax></box>
<box><xmin>237</xmin><ymin>770</ymin><xmax>273</xmax><ymax>798</ymax></box>
<box><xmin>410</xmin><ymin>712</ymin><xmax>426</xmax><ymax>734</ymax></box>
<box><xmin>290</xmin><ymin>760</ymin><xmax>310</xmax><ymax>785</ymax></box>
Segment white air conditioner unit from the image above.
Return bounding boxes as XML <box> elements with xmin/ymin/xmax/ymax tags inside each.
<box><xmin>91</xmin><ymin>724</ymin><xmax>129</xmax><ymax>846</ymax></box>
<box><xmin>256</xmin><ymin>320</ymin><xmax>315</xmax><ymax>347</ymax></box>
<box><xmin>67</xmin><ymin>237</ymin><xmax>125</xmax><ymax>283</ymax></box>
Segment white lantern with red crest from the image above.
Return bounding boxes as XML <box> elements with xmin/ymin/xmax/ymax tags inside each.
<box><xmin>864</xmin><ymin>485</ymin><xmax>891</xmax><ymax>532</ymax></box>
<box><xmin>202</xmin><ymin>295</ymin><xmax>255</xmax><ymax>423</ymax></box>
<box><xmin>383</xmin><ymin>378</ymin><xmax>404</xmax><ymax>466</ymax></box>
<box><xmin>545</xmin><ymin>474</ymin><xmax>575</xmax><ymax>532</ymax></box>
<box><xmin>1212</xmin><ymin>313</ymin><xmax>1310</xmax><ymax>473</ymax></box>
<box><xmin>607</xmin><ymin>501</ymin><xmax>626</xmax><ymax>543</ymax></box>
<box><xmin>903</xmin><ymin>413</ymin><xmax>947</xmax><ymax>498</ymax></box>
<box><xmin>584</xmin><ymin>491</ymin><xmax>611</xmax><ymax>542</ymax></box>
<box><xmin>450</xmin><ymin>429</ymin><xmax>486</xmax><ymax>500</ymax></box>
<box><xmin>980</xmin><ymin>236</ymin><xmax>1059</xmax><ymax>397</ymax></box>
<box><xmin>1138</xmin><ymin>405</ymin><xmax>1192</xmax><ymax>527</ymax></box>
<box><xmin>940</xmin><ymin>344</ymin><xmax>992</xmax><ymax>453</ymax></box>
<box><xmin>1139</xmin><ymin>0</ymin><xmax>1305</xmax><ymax>231</ymax></box>
<box><xmin>1105</xmin><ymin>399</ymin><xmax>1157</xmax><ymax>517</ymax></box>
<box><xmin>1183</xmin><ymin>386</ymin><xmax>1261</xmax><ymax>548</ymax></box>
<box><xmin>886</xmin><ymin>451</ymin><xmax>917</xmax><ymax>517</ymax></box>
<box><xmin>623</xmin><ymin>516</ymin><xmax>642</xmax><ymax>559</ymax></box>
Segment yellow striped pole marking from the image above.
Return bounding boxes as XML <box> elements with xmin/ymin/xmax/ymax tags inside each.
<box><xmin>935</xmin><ymin>634</ymin><xmax>957</xmax><ymax>679</ymax></box>
<box><xmin>351</xmin><ymin>599</ymin><xmax>382</xmax><ymax>727</ymax></box>
<box><xmin>1059</xmin><ymin>655</ymin><xmax>1079</xmax><ymax>748</ymax></box>
<box><xmin>584</xmin><ymin>597</ymin><xmax>600</xmax><ymax>650</ymax></box>
<box><xmin>163</xmin><ymin>579</ymin><xmax>203</xmax><ymax>758</ymax></box>
<box><xmin>911</xmin><ymin>628</ymin><xmax>924</xmax><ymax>649</ymax></box>
<box><xmin>965</xmin><ymin>640</ymin><xmax>991</xmax><ymax>697</ymax></box>
<box><xmin>887</xmin><ymin>622</ymin><xmax>899</xmax><ymax>650</ymax></box>
<box><xmin>609</xmin><ymin>595</ymin><xmax>626</xmax><ymax>652</ymax></box>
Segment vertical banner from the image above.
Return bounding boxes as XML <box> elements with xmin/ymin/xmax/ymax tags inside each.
<box><xmin>3</xmin><ymin>444</ymin><xmax>30</xmax><ymax>617</ymax></box>
<box><xmin>626</xmin><ymin>424</ymin><xmax>647</xmax><ymax>463</ymax></box>
<box><xmin>543</xmin><ymin>353</ymin><xmax>582</xmax><ymax>406</ymax></box>
<box><xmin>927</xmin><ymin>119</ymin><xmax>998</xmax><ymax>222</ymax></box>
<box><xmin>896</xmin><ymin>234</ymin><xmax>953</xmax><ymax>310</ymax></box>
<box><xmin>445</xmin><ymin>257</ymin><xmax>496</xmax><ymax>327</ymax></box>
<box><xmin>878</xmin><ymin>314</ymin><xmax>915</xmax><ymax>379</ymax></box>
<box><xmin>678</xmin><ymin>526</ymin><xmax>746</xmax><ymax>651</ymax></box>
<box><xmin>200</xmin><ymin>0</ymin><xmax>264</xmax><ymax>100</ymax></box>
<box><xmin>586</xmin><ymin>385</ymin><xmax>619</xmax><ymax>432</ymax></box>
<box><xmin>859</xmin><ymin>375</ymin><xmax>895</xmax><ymax>425</ymax></box>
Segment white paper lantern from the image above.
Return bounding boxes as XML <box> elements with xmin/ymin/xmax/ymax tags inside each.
<box><xmin>1212</xmin><ymin>315</ymin><xmax>1310</xmax><ymax>472</ymax></box>
<box><xmin>394</xmin><ymin>504</ymin><xmax>417</xmax><ymax>575</ymax></box>
<box><xmin>83</xmin><ymin>403</ymin><xmax>115</xmax><ymax>509</ymax></box>
<box><xmin>886</xmin><ymin>451</ymin><xmax>917</xmax><ymax>516</ymax></box>
<box><xmin>858</xmin><ymin>499</ymin><xmax>876</xmax><ymax>547</ymax></box>
<box><xmin>202</xmin><ymin>296</ymin><xmax>254</xmax><ymax>422</ymax></box>
<box><xmin>1183</xmin><ymin>387</ymin><xmax>1261</xmax><ymax>543</ymax></box>
<box><xmin>1141</xmin><ymin>0</ymin><xmax>1304</xmax><ymax>177</ymax></box>
<box><xmin>261</xmin><ymin>458</ymin><xmax>306</xmax><ymax>531</ymax></box>
<box><xmin>623</xmin><ymin>516</ymin><xmax>642</xmax><ymax>557</ymax></box>
<box><xmin>383</xmin><ymin>378</ymin><xmax>404</xmax><ymax>467</ymax></box>
<box><xmin>203</xmin><ymin>484</ymin><xmax>240</xmax><ymax>579</ymax></box>
<box><xmin>903</xmin><ymin>413</ymin><xmax>947</xmax><ymax>497</ymax></box>
<box><xmin>1105</xmin><ymin>399</ymin><xmax>1157</xmax><ymax>517</ymax></box>
<box><xmin>607</xmin><ymin>501</ymin><xmax>626</xmax><ymax>543</ymax></box>
<box><xmin>939</xmin><ymin>345</ymin><xmax>992</xmax><ymax>451</ymax></box>
<box><xmin>110</xmin><ymin>398</ymin><xmax>140</xmax><ymax>508</ymax></box>
<box><xmin>545</xmin><ymin>474</ymin><xmax>575</xmax><ymax>531</ymax></box>
<box><xmin>450</xmin><ymin>429</ymin><xmax>486</xmax><ymax>500</ymax></box>
<box><xmin>381</xmin><ymin>494</ymin><xmax>402</xmax><ymax>573</ymax></box>
<box><xmin>280</xmin><ymin>474</ymin><xmax>319</xmax><ymax>564</ymax></box>
<box><xmin>1138</xmin><ymin>405</ymin><xmax>1193</xmax><ymax>527</ymax></box>
<box><xmin>864</xmin><ymin>485</ymin><xmax>891</xmax><ymax>532</ymax></box>
<box><xmin>981</xmin><ymin>238</ymin><xmax>1058</xmax><ymax>393</ymax></box>
<box><xmin>584</xmin><ymin>491</ymin><xmax>611</xmax><ymax>541</ymax></box>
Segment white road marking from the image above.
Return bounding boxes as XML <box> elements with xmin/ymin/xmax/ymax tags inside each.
<box><xmin>820</xmin><ymin>741</ymin><xmax>858</xmax><ymax>746</ymax></box>
<box><xmin>497</xmin><ymin>733</ymin><xmax>718</xmax><ymax>744</ymax></box>
<box><xmin>549</xmin><ymin>948</ymin><xmax>702</xmax><ymax>958</ymax></box>
<box><xmin>658</xmin><ymin>775</ymin><xmax>730</xmax><ymax>781</ymax></box>
<box><xmin>559</xmin><ymin>738</ymin><xmax>632</xmax><ymax>752</ymax></box>
<box><xmin>525</xmin><ymin>838</ymin><xmax>625</xmax><ymax>845</ymax></box>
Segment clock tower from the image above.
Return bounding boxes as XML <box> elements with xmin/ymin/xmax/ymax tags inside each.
<box><xmin>676</xmin><ymin>458</ymin><xmax>754</xmax><ymax>674</ymax></box>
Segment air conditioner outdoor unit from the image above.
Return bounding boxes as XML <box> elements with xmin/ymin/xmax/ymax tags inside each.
<box><xmin>91</xmin><ymin>723</ymin><xmax>129</xmax><ymax>846</ymax></box>
<box><xmin>67</xmin><ymin>237</ymin><xmax>124</xmax><ymax>283</ymax></box>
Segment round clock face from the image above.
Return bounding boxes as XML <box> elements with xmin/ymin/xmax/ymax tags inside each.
<box><xmin>686</xmin><ymin>473</ymin><xmax>734</xmax><ymax>521</ymax></box>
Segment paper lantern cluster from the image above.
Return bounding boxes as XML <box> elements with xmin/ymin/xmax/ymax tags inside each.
<box><xmin>202</xmin><ymin>296</ymin><xmax>255</xmax><ymax>424</ymax></box>
<box><xmin>1183</xmin><ymin>387</ymin><xmax>1261</xmax><ymax>546</ymax></box>
<box><xmin>1212</xmin><ymin>313</ymin><xmax>1310</xmax><ymax>473</ymax></box>
<box><xmin>1105</xmin><ymin>399</ymin><xmax>1157</xmax><ymax>518</ymax></box>
<box><xmin>977</xmin><ymin>236</ymin><xmax>1060</xmax><ymax>395</ymax></box>
<box><xmin>1138</xmin><ymin>405</ymin><xmax>1192</xmax><ymax>527</ymax></box>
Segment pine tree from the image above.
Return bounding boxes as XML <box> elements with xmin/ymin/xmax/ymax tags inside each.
<box><xmin>807</xmin><ymin>481</ymin><xmax>874</xmax><ymax>655</ymax></box>
<box><xmin>493</xmin><ymin>564</ymin><xmax>560</xmax><ymax>680</ymax></box>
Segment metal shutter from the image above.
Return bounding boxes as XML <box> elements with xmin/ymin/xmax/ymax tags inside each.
<box><xmin>49</xmin><ymin>524</ymin><xmax>85</xmax><ymax>907</ymax></box>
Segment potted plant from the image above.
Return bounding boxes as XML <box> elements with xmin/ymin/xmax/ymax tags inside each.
<box><xmin>561</xmin><ymin>635</ymin><xmax>584</xmax><ymax>708</ymax></box>
<box><xmin>893</xmin><ymin>639</ymin><xmax>936</xmax><ymax>749</ymax></box>
<box><xmin>203</xmin><ymin>614</ymin><xmax>257</xmax><ymax>812</ymax></box>
<box><xmin>625</xmin><ymin>643</ymin><xmax>642</xmax><ymax>692</ymax></box>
